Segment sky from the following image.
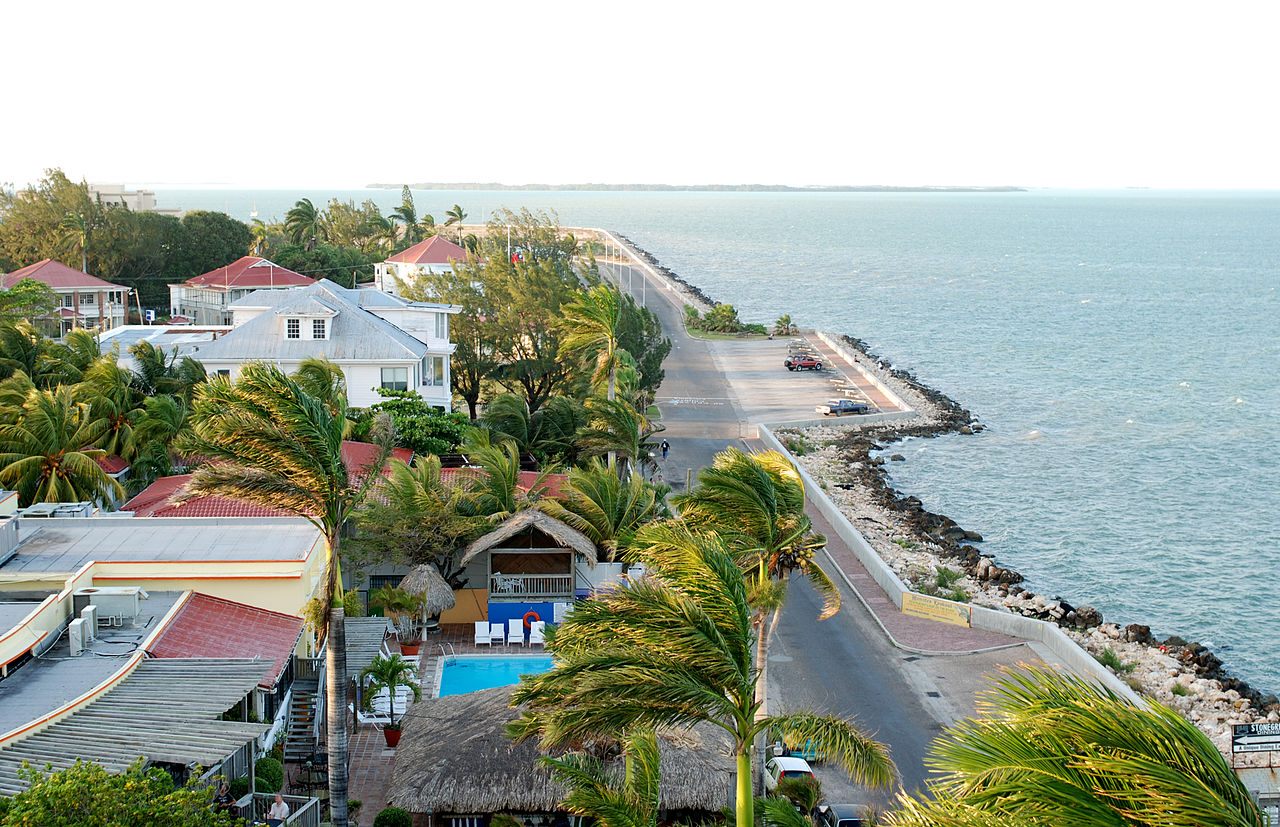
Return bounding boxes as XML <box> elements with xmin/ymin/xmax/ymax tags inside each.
<box><xmin>4</xmin><ymin>1</ymin><xmax>1280</xmax><ymax>189</ymax></box>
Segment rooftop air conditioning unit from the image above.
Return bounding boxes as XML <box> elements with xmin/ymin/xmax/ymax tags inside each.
<box><xmin>68</xmin><ymin>617</ymin><xmax>88</xmax><ymax>656</ymax></box>
<box><xmin>73</xmin><ymin>587</ymin><xmax>143</xmax><ymax>626</ymax></box>
<box><xmin>80</xmin><ymin>604</ymin><xmax>99</xmax><ymax>640</ymax></box>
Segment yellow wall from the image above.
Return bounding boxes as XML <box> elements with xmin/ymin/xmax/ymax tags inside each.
<box><xmin>440</xmin><ymin>589</ymin><xmax>487</xmax><ymax>623</ymax></box>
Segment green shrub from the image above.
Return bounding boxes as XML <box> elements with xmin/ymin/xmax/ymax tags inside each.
<box><xmin>254</xmin><ymin>774</ymin><xmax>279</xmax><ymax>794</ymax></box>
<box><xmin>1096</xmin><ymin>646</ymin><xmax>1135</xmax><ymax>674</ymax></box>
<box><xmin>228</xmin><ymin>777</ymin><xmax>250</xmax><ymax>799</ymax></box>
<box><xmin>935</xmin><ymin>566</ymin><xmax>963</xmax><ymax>589</ymax></box>
<box><xmin>776</xmin><ymin>774</ymin><xmax>822</xmax><ymax>810</ymax></box>
<box><xmin>1171</xmin><ymin>682</ymin><xmax>1192</xmax><ymax>696</ymax></box>
<box><xmin>373</xmin><ymin>806</ymin><xmax>413</xmax><ymax>827</ymax></box>
<box><xmin>254</xmin><ymin>757</ymin><xmax>283</xmax><ymax>791</ymax></box>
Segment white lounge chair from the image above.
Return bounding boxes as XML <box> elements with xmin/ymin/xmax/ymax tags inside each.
<box><xmin>489</xmin><ymin>622</ymin><xmax>506</xmax><ymax>645</ymax></box>
<box><xmin>474</xmin><ymin>620</ymin><xmax>491</xmax><ymax>646</ymax></box>
<box><xmin>507</xmin><ymin>618</ymin><xmax>525</xmax><ymax>646</ymax></box>
<box><xmin>528</xmin><ymin>621</ymin><xmax>545</xmax><ymax>647</ymax></box>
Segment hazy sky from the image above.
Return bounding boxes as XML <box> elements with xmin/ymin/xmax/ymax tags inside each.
<box><xmin>5</xmin><ymin>1</ymin><xmax>1279</xmax><ymax>189</ymax></box>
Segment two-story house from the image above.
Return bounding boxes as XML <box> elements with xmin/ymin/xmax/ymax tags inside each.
<box><xmin>1</xmin><ymin>259</ymin><xmax>129</xmax><ymax>335</ymax></box>
<box><xmin>371</xmin><ymin>235</ymin><xmax>469</xmax><ymax>297</ymax></box>
<box><xmin>191</xmin><ymin>279</ymin><xmax>460</xmax><ymax>409</ymax></box>
<box><xmin>168</xmin><ymin>256</ymin><xmax>314</xmax><ymax>325</ymax></box>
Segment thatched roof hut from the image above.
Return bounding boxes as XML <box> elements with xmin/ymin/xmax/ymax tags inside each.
<box><xmin>399</xmin><ymin>564</ymin><xmax>456</xmax><ymax>617</ymax></box>
<box><xmin>388</xmin><ymin>685</ymin><xmax>734</xmax><ymax>817</ymax></box>
<box><xmin>460</xmin><ymin>510</ymin><xmax>597</xmax><ymax>567</ymax></box>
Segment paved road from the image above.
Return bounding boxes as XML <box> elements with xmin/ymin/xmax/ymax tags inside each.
<box><xmin>599</xmin><ymin>255</ymin><xmax>948</xmax><ymax>796</ymax></box>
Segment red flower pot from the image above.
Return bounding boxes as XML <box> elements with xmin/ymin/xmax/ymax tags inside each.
<box><xmin>383</xmin><ymin>726</ymin><xmax>402</xmax><ymax>748</ymax></box>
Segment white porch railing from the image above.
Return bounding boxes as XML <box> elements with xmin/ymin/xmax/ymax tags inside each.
<box><xmin>489</xmin><ymin>573</ymin><xmax>573</xmax><ymax>598</ymax></box>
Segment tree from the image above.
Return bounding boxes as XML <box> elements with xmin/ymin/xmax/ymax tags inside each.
<box><xmin>774</xmin><ymin>314</ymin><xmax>796</xmax><ymax>336</ymax></box>
<box><xmin>285</xmin><ymin>198</ymin><xmax>325</xmax><ymax>250</ymax></box>
<box><xmin>59</xmin><ymin>208</ymin><xmax>97</xmax><ymax>274</ymax></box>
<box><xmin>444</xmin><ymin>203</ymin><xmax>467</xmax><ymax>242</ymax></box>
<box><xmin>130</xmin><ymin>394</ymin><xmax>190</xmax><ymax>492</ymax></box>
<box><xmin>0</xmin><ymin>322</ymin><xmax>55</xmax><ymax>385</ymax></box>
<box><xmin>886</xmin><ymin>666</ymin><xmax>1264</xmax><ymax>827</ymax></box>
<box><xmin>249</xmin><ymin>218</ymin><xmax>271</xmax><ymax>255</ymax></box>
<box><xmin>479</xmin><ymin>393</ymin><xmax>584</xmax><ymax>467</ymax></box>
<box><xmin>354</xmin><ymin>388</ymin><xmax>470</xmax><ymax>456</ymax></box>
<box><xmin>323</xmin><ymin>199</ymin><xmax>390</xmax><ymax>255</ymax></box>
<box><xmin>0</xmin><ymin>278</ymin><xmax>58</xmax><ymax>326</ymax></box>
<box><xmin>538</xmin><ymin>459</ymin><xmax>664</xmax><ymax>560</ymax></box>
<box><xmin>0</xmin><ymin>170</ymin><xmax>99</xmax><ymax>269</ymax></box>
<box><xmin>179</xmin><ymin>362</ymin><xmax>393</xmax><ymax>827</ymax></box>
<box><xmin>76</xmin><ymin>355</ymin><xmax>142</xmax><ymax>460</ymax></box>
<box><xmin>0</xmin><ymin>759</ymin><xmax>239</xmax><ymax>826</ymax></box>
<box><xmin>458</xmin><ymin>430</ymin><xmax>546</xmax><ymax>520</ymax></box>
<box><xmin>616</xmin><ymin>295</ymin><xmax>670</xmax><ymax>405</ymax></box>
<box><xmin>172</xmin><ymin>211</ymin><xmax>253</xmax><ymax>279</ymax></box>
<box><xmin>488</xmin><ymin>257</ymin><xmax>580</xmax><ymax>414</ymax></box>
<box><xmin>409</xmin><ymin>262</ymin><xmax>499</xmax><ymax>419</ymax></box>
<box><xmin>541</xmin><ymin>727</ymin><xmax>661</xmax><ymax>827</ymax></box>
<box><xmin>390</xmin><ymin>186</ymin><xmax>419</xmax><ymax>247</ymax></box>
<box><xmin>359</xmin><ymin>653</ymin><xmax>421</xmax><ymax>728</ymax></box>
<box><xmin>269</xmin><ymin>243</ymin><xmax>377</xmax><ymax>288</ymax></box>
<box><xmin>509</xmin><ymin>527</ymin><xmax>895</xmax><ymax>827</ymax></box>
<box><xmin>0</xmin><ymin>386</ymin><xmax>122</xmax><ymax>506</ymax></box>
<box><xmin>672</xmin><ymin>447</ymin><xmax>837</xmax><ymax>713</ymax></box>
<box><xmin>562</xmin><ymin>285</ymin><xmax>626</xmax><ymax>402</ymax></box>
<box><xmin>576</xmin><ymin>396</ymin><xmax>659</xmax><ymax>479</ymax></box>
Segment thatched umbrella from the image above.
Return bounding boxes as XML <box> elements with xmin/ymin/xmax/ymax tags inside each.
<box><xmin>399</xmin><ymin>565</ymin><xmax>456</xmax><ymax>629</ymax></box>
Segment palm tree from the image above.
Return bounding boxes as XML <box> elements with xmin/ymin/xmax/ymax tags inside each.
<box><xmin>75</xmin><ymin>355</ymin><xmax>142</xmax><ymax>461</ymax></box>
<box><xmin>0</xmin><ymin>322</ymin><xmax>54</xmax><ymax>385</ymax></box>
<box><xmin>45</xmin><ymin>329</ymin><xmax>103</xmax><ymax>385</ymax></box>
<box><xmin>418</xmin><ymin>213</ymin><xmax>437</xmax><ymax>238</ymax></box>
<box><xmin>538</xmin><ymin>459</ymin><xmax>663</xmax><ymax>560</ymax></box>
<box><xmin>178</xmin><ymin>362</ymin><xmax>393</xmax><ymax>827</ymax></box>
<box><xmin>292</xmin><ymin>357</ymin><xmax>348</xmax><ymax>415</ymax></box>
<box><xmin>540</xmin><ymin>727</ymin><xmax>661</xmax><ymax>827</ymax></box>
<box><xmin>774</xmin><ymin>314</ymin><xmax>795</xmax><ymax>336</ymax></box>
<box><xmin>672</xmin><ymin>447</ymin><xmax>836</xmax><ymax>714</ymax></box>
<box><xmin>59</xmin><ymin>210</ymin><xmax>93</xmax><ymax>274</ymax></box>
<box><xmin>459</xmin><ymin>430</ymin><xmax>543</xmax><ymax>521</ymax></box>
<box><xmin>0</xmin><ymin>386</ymin><xmax>121</xmax><ymax>506</ymax></box>
<box><xmin>479</xmin><ymin>393</ymin><xmax>585</xmax><ymax>467</ymax></box>
<box><xmin>249</xmin><ymin>218</ymin><xmax>271</xmax><ymax>256</ymax></box>
<box><xmin>359</xmin><ymin>654</ymin><xmax>421</xmax><ymax>728</ymax></box>
<box><xmin>886</xmin><ymin>665</ymin><xmax>1264</xmax><ymax>827</ymax></box>
<box><xmin>285</xmin><ymin>198</ymin><xmax>325</xmax><ymax>250</ymax></box>
<box><xmin>130</xmin><ymin>394</ymin><xmax>190</xmax><ymax>489</ymax></box>
<box><xmin>576</xmin><ymin>396</ymin><xmax>659</xmax><ymax>479</ymax></box>
<box><xmin>444</xmin><ymin>204</ymin><xmax>467</xmax><ymax>242</ymax></box>
<box><xmin>509</xmin><ymin>527</ymin><xmax>894</xmax><ymax>827</ymax></box>
<box><xmin>562</xmin><ymin>285</ymin><xmax>626</xmax><ymax>402</ymax></box>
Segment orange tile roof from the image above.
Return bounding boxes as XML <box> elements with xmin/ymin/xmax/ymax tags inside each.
<box><xmin>386</xmin><ymin>236</ymin><xmax>468</xmax><ymax>265</ymax></box>
<box><xmin>181</xmin><ymin>256</ymin><xmax>314</xmax><ymax>291</ymax></box>
<box><xmin>147</xmin><ymin>592</ymin><xmax>305</xmax><ymax>688</ymax></box>
<box><xmin>2</xmin><ymin>259</ymin><xmax>127</xmax><ymax>291</ymax></box>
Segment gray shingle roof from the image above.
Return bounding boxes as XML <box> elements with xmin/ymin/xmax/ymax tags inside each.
<box><xmin>197</xmin><ymin>280</ymin><xmax>432</xmax><ymax>363</ymax></box>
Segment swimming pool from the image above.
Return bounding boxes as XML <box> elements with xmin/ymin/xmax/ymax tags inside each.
<box><xmin>436</xmin><ymin>655</ymin><xmax>554</xmax><ymax>697</ymax></box>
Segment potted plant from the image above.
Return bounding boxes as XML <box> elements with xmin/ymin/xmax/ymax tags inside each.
<box><xmin>360</xmin><ymin>653</ymin><xmax>421</xmax><ymax>748</ymax></box>
<box><xmin>369</xmin><ymin>585</ymin><xmax>420</xmax><ymax>654</ymax></box>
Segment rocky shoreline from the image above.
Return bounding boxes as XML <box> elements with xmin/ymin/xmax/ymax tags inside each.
<box><xmin>611</xmin><ymin>232</ymin><xmax>717</xmax><ymax>312</ymax></box>
<box><xmin>778</xmin><ymin>334</ymin><xmax>1277</xmax><ymax>760</ymax></box>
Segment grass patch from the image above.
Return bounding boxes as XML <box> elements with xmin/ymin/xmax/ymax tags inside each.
<box><xmin>1171</xmin><ymin>682</ymin><xmax>1193</xmax><ymax>697</ymax></box>
<box><xmin>645</xmin><ymin>405</ymin><xmax>661</xmax><ymax>419</ymax></box>
<box><xmin>892</xmin><ymin>538</ymin><xmax>916</xmax><ymax>550</ymax></box>
<box><xmin>781</xmin><ymin>434</ymin><xmax>815</xmax><ymax>456</ymax></box>
<box><xmin>934</xmin><ymin>566</ymin><xmax>963</xmax><ymax>590</ymax></box>
<box><xmin>1096</xmin><ymin>647</ymin><xmax>1136</xmax><ymax>674</ymax></box>
<box><xmin>944</xmin><ymin>588</ymin><xmax>971</xmax><ymax>603</ymax></box>
<box><xmin>683</xmin><ymin>328</ymin><xmax>770</xmax><ymax>341</ymax></box>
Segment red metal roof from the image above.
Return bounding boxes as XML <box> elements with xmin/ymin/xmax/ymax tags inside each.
<box><xmin>439</xmin><ymin>468</ymin><xmax>567</xmax><ymax>500</ymax></box>
<box><xmin>148</xmin><ymin>592</ymin><xmax>305</xmax><ymax>689</ymax></box>
<box><xmin>181</xmin><ymin>256</ymin><xmax>314</xmax><ymax>291</ymax></box>
<box><xmin>386</xmin><ymin>236</ymin><xmax>468</xmax><ymax>265</ymax></box>
<box><xmin>1</xmin><ymin>259</ymin><xmax>128</xmax><ymax>291</ymax></box>
<box><xmin>123</xmin><ymin>441</ymin><xmax>416</xmax><ymax>518</ymax></box>
<box><xmin>94</xmin><ymin>455</ymin><xmax>130</xmax><ymax>475</ymax></box>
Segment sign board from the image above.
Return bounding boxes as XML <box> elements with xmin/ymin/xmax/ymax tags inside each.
<box><xmin>1233</xmin><ymin>722</ymin><xmax>1280</xmax><ymax>753</ymax></box>
<box><xmin>902</xmin><ymin>592</ymin><xmax>971</xmax><ymax>627</ymax></box>
<box><xmin>144</xmin><ymin>309</ymin><xmax>156</xmax><ymax>323</ymax></box>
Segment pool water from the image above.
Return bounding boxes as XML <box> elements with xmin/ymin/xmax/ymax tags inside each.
<box><xmin>437</xmin><ymin>655</ymin><xmax>554</xmax><ymax>697</ymax></box>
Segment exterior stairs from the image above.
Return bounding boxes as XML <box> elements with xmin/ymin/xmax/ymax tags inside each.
<box><xmin>283</xmin><ymin>679</ymin><xmax>319</xmax><ymax>763</ymax></box>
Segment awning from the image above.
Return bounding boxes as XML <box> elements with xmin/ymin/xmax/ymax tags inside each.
<box><xmin>0</xmin><ymin>658</ymin><xmax>268</xmax><ymax>795</ymax></box>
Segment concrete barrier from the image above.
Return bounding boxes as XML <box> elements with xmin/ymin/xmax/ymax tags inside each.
<box><xmin>815</xmin><ymin>330</ymin><xmax>911</xmax><ymax>413</ymax></box>
<box><xmin>758</xmin><ymin>423</ymin><xmax>1143</xmax><ymax>704</ymax></box>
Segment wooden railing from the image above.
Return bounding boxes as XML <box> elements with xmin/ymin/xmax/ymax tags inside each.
<box><xmin>489</xmin><ymin>573</ymin><xmax>573</xmax><ymax>598</ymax></box>
<box><xmin>292</xmin><ymin>656</ymin><xmax>322</xmax><ymax>684</ymax></box>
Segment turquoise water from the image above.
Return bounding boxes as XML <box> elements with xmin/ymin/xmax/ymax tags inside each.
<box><xmin>161</xmin><ymin>188</ymin><xmax>1280</xmax><ymax>692</ymax></box>
<box><xmin>437</xmin><ymin>655</ymin><xmax>554</xmax><ymax>697</ymax></box>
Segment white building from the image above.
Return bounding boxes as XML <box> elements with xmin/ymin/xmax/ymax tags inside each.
<box><xmin>88</xmin><ymin>184</ymin><xmax>181</xmax><ymax>216</ymax></box>
<box><xmin>168</xmin><ymin>256</ymin><xmax>315</xmax><ymax>326</ymax></box>
<box><xmin>372</xmin><ymin>236</ymin><xmax>469</xmax><ymax>297</ymax></box>
<box><xmin>193</xmin><ymin>279</ymin><xmax>460</xmax><ymax>409</ymax></box>
<box><xmin>1</xmin><ymin>259</ymin><xmax>130</xmax><ymax>335</ymax></box>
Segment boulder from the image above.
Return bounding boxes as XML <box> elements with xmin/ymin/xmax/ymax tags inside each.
<box><xmin>1123</xmin><ymin>624</ymin><xmax>1154</xmax><ymax>644</ymax></box>
<box><xmin>1075</xmin><ymin>604</ymin><xmax>1104</xmax><ymax>628</ymax></box>
<box><xmin>889</xmin><ymin>454</ymin><xmax>906</xmax><ymax>462</ymax></box>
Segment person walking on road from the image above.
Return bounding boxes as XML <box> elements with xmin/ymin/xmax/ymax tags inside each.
<box><xmin>660</xmin><ymin>439</ymin><xmax>670</xmax><ymax>461</ymax></box>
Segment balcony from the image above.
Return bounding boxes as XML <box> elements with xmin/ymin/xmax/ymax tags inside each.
<box><xmin>489</xmin><ymin>573</ymin><xmax>573</xmax><ymax>599</ymax></box>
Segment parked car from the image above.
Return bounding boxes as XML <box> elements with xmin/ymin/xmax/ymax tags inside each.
<box><xmin>814</xmin><ymin>802</ymin><xmax>866</xmax><ymax>827</ymax></box>
<box><xmin>763</xmin><ymin>756</ymin><xmax>816</xmax><ymax>792</ymax></box>
<box><xmin>815</xmin><ymin>399</ymin><xmax>869</xmax><ymax>416</ymax></box>
<box><xmin>784</xmin><ymin>355</ymin><xmax>823</xmax><ymax>371</ymax></box>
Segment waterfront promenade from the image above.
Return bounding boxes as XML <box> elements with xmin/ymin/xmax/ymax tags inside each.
<box><xmin>597</xmin><ymin>252</ymin><xmax>1045</xmax><ymax>802</ymax></box>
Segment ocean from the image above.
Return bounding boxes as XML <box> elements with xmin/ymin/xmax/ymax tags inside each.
<box><xmin>158</xmin><ymin>187</ymin><xmax>1280</xmax><ymax>691</ymax></box>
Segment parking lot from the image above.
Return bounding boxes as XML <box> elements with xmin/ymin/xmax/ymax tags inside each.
<box><xmin>704</xmin><ymin>334</ymin><xmax>906</xmax><ymax>426</ymax></box>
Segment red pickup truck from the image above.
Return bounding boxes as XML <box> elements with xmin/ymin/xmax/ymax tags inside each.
<box><xmin>784</xmin><ymin>355</ymin><xmax>823</xmax><ymax>371</ymax></box>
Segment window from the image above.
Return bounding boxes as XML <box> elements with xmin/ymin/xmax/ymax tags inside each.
<box><xmin>80</xmin><ymin>293</ymin><xmax>94</xmax><ymax>306</ymax></box>
<box><xmin>312</xmin><ymin>318</ymin><xmax>327</xmax><ymax>339</ymax></box>
<box><xmin>62</xmin><ymin>295</ymin><xmax>73</xmax><ymax>308</ymax></box>
<box><xmin>380</xmin><ymin>367</ymin><xmax>408</xmax><ymax>391</ymax></box>
<box><xmin>434</xmin><ymin>312</ymin><xmax>447</xmax><ymax>339</ymax></box>
<box><xmin>431</xmin><ymin>356</ymin><xmax>446</xmax><ymax>387</ymax></box>
<box><xmin>286</xmin><ymin>318</ymin><xmax>300</xmax><ymax>339</ymax></box>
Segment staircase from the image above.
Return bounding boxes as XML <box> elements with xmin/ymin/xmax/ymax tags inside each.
<box><xmin>283</xmin><ymin>679</ymin><xmax>319</xmax><ymax>763</ymax></box>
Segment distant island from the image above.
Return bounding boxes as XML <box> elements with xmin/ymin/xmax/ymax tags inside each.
<box><xmin>368</xmin><ymin>182</ymin><xmax>1026</xmax><ymax>193</ymax></box>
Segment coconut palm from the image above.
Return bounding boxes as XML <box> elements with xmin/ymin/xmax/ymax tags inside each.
<box><xmin>0</xmin><ymin>386</ymin><xmax>121</xmax><ymax>506</ymax></box>
<box><xmin>672</xmin><ymin>447</ymin><xmax>836</xmax><ymax>713</ymax></box>
<box><xmin>459</xmin><ymin>430</ymin><xmax>545</xmax><ymax>520</ymax></box>
<box><xmin>541</xmin><ymin>727</ymin><xmax>661</xmax><ymax>827</ymax></box>
<box><xmin>44</xmin><ymin>329</ymin><xmax>102</xmax><ymax>385</ymax></box>
<box><xmin>178</xmin><ymin>361</ymin><xmax>392</xmax><ymax>827</ymax></box>
<box><xmin>576</xmin><ymin>396</ymin><xmax>659</xmax><ymax>479</ymax></box>
<box><xmin>285</xmin><ymin>198</ymin><xmax>325</xmax><ymax>250</ymax></box>
<box><xmin>509</xmin><ymin>526</ymin><xmax>894</xmax><ymax>827</ymax></box>
<box><xmin>130</xmin><ymin>394</ymin><xmax>190</xmax><ymax>490</ymax></box>
<box><xmin>418</xmin><ymin>213</ymin><xmax>437</xmax><ymax>238</ymax></box>
<box><xmin>59</xmin><ymin>210</ymin><xmax>94</xmax><ymax>274</ymax></box>
<box><xmin>249</xmin><ymin>218</ymin><xmax>271</xmax><ymax>256</ymax></box>
<box><xmin>886</xmin><ymin>665</ymin><xmax>1264</xmax><ymax>827</ymax></box>
<box><xmin>774</xmin><ymin>314</ymin><xmax>795</xmax><ymax>336</ymax></box>
<box><xmin>562</xmin><ymin>285</ymin><xmax>626</xmax><ymax>402</ymax></box>
<box><xmin>0</xmin><ymin>322</ymin><xmax>54</xmax><ymax>385</ymax></box>
<box><xmin>292</xmin><ymin>357</ymin><xmax>348</xmax><ymax>415</ymax></box>
<box><xmin>538</xmin><ymin>459</ymin><xmax>663</xmax><ymax>560</ymax></box>
<box><xmin>444</xmin><ymin>204</ymin><xmax>467</xmax><ymax>242</ymax></box>
<box><xmin>479</xmin><ymin>393</ymin><xmax>585</xmax><ymax>467</ymax></box>
<box><xmin>359</xmin><ymin>654</ymin><xmax>421</xmax><ymax>727</ymax></box>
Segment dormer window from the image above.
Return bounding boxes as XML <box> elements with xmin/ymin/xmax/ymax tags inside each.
<box><xmin>286</xmin><ymin>318</ymin><xmax>301</xmax><ymax>339</ymax></box>
<box><xmin>313</xmin><ymin>318</ymin><xmax>327</xmax><ymax>339</ymax></box>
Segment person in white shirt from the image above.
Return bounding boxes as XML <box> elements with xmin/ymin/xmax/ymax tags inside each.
<box><xmin>267</xmin><ymin>793</ymin><xmax>290</xmax><ymax>825</ymax></box>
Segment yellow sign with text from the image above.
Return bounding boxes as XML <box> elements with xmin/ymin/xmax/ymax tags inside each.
<box><xmin>902</xmin><ymin>592</ymin><xmax>972</xmax><ymax>627</ymax></box>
